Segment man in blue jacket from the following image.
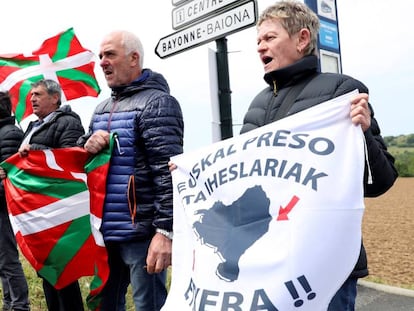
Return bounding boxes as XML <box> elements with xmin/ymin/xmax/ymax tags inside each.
<box><xmin>78</xmin><ymin>30</ymin><xmax>184</xmax><ymax>311</ymax></box>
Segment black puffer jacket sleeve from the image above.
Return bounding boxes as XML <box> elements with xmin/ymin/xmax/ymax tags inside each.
<box><xmin>362</xmin><ymin>113</ymin><xmax>398</xmax><ymax>197</ymax></box>
<box><xmin>26</xmin><ymin>105</ymin><xmax>85</xmax><ymax>150</ymax></box>
<box><xmin>0</xmin><ymin>117</ymin><xmax>24</xmax><ymax>201</ymax></box>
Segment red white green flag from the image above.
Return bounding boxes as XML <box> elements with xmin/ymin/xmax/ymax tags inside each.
<box><xmin>0</xmin><ymin>136</ymin><xmax>115</xmax><ymax>310</ymax></box>
<box><xmin>0</xmin><ymin>27</ymin><xmax>101</xmax><ymax>122</ymax></box>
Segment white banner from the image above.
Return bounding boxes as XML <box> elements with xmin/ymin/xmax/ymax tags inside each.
<box><xmin>165</xmin><ymin>90</ymin><xmax>365</xmax><ymax>311</ymax></box>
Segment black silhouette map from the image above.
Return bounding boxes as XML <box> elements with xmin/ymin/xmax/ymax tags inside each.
<box><xmin>193</xmin><ymin>185</ymin><xmax>272</xmax><ymax>282</ymax></box>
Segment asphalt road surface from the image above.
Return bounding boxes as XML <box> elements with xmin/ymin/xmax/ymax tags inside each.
<box><xmin>356</xmin><ymin>281</ymin><xmax>414</xmax><ymax>311</ymax></box>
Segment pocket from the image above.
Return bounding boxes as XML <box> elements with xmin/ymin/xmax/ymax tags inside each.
<box><xmin>128</xmin><ymin>175</ymin><xmax>137</xmax><ymax>226</ymax></box>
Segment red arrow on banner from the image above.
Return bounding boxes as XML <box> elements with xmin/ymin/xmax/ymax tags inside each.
<box><xmin>277</xmin><ymin>195</ymin><xmax>300</xmax><ymax>221</ymax></box>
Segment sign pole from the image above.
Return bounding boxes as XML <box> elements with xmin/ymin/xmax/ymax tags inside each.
<box><xmin>215</xmin><ymin>37</ymin><xmax>233</xmax><ymax>140</ymax></box>
<box><xmin>305</xmin><ymin>0</ymin><xmax>342</xmax><ymax>73</ymax></box>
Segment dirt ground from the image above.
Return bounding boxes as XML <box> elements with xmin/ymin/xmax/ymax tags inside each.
<box><xmin>363</xmin><ymin>178</ymin><xmax>414</xmax><ymax>289</ymax></box>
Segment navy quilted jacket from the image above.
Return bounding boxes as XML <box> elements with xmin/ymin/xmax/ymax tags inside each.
<box><xmin>241</xmin><ymin>55</ymin><xmax>398</xmax><ymax>279</ymax></box>
<box><xmin>79</xmin><ymin>69</ymin><xmax>184</xmax><ymax>242</ymax></box>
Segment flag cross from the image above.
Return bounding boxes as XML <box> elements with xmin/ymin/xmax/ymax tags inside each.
<box><xmin>0</xmin><ymin>51</ymin><xmax>95</xmax><ymax>102</ymax></box>
<box><xmin>0</xmin><ymin>27</ymin><xmax>101</xmax><ymax>122</ymax></box>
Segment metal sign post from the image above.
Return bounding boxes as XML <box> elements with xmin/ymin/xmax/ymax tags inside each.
<box><xmin>215</xmin><ymin>37</ymin><xmax>233</xmax><ymax>140</ymax></box>
<box><xmin>305</xmin><ymin>0</ymin><xmax>342</xmax><ymax>73</ymax></box>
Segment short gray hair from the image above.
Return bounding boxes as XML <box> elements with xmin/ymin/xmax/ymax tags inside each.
<box><xmin>122</xmin><ymin>31</ymin><xmax>145</xmax><ymax>68</ymax></box>
<box><xmin>258</xmin><ymin>0</ymin><xmax>320</xmax><ymax>56</ymax></box>
<box><xmin>31</xmin><ymin>79</ymin><xmax>62</xmax><ymax>106</ymax></box>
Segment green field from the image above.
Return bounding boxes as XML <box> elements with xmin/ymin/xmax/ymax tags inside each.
<box><xmin>388</xmin><ymin>146</ymin><xmax>414</xmax><ymax>155</ymax></box>
<box><xmin>0</xmin><ymin>255</ymin><xmax>171</xmax><ymax>310</ymax></box>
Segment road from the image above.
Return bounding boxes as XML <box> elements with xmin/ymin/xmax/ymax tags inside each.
<box><xmin>356</xmin><ymin>280</ymin><xmax>414</xmax><ymax>311</ymax></box>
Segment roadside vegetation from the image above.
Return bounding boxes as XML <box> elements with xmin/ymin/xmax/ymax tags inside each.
<box><xmin>384</xmin><ymin>134</ymin><xmax>414</xmax><ymax>177</ymax></box>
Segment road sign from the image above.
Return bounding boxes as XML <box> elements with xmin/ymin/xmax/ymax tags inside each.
<box><xmin>172</xmin><ymin>0</ymin><xmax>241</xmax><ymax>30</ymax></box>
<box><xmin>155</xmin><ymin>0</ymin><xmax>257</xmax><ymax>59</ymax></box>
<box><xmin>172</xmin><ymin>0</ymin><xmax>190</xmax><ymax>6</ymax></box>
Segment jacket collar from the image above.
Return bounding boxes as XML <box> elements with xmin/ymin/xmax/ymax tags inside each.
<box><xmin>110</xmin><ymin>69</ymin><xmax>151</xmax><ymax>99</ymax></box>
<box><xmin>263</xmin><ymin>55</ymin><xmax>319</xmax><ymax>93</ymax></box>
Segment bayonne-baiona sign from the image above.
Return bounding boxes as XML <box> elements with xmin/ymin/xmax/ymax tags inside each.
<box><xmin>155</xmin><ymin>0</ymin><xmax>257</xmax><ymax>59</ymax></box>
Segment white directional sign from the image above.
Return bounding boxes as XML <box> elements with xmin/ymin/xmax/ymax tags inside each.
<box><xmin>172</xmin><ymin>0</ymin><xmax>190</xmax><ymax>6</ymax></box>
<box><xmin>172</xmin><ymin>0</ymin><xmax>241</xmax><ymax>30</ymax></box>
<box><xmin>155</xmin><ymin>0</ymin><xmax>257</xmax><ymax>59</ymax></box>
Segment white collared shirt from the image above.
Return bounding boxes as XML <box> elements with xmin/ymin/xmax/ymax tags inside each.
<box><xmin>20</xmin><ymin>112</ymin><xmax>56</xmax><ymax>146</ymax></box>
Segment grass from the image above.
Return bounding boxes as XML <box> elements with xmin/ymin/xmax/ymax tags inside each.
<box><xmin>0</xmin><ymin>255</ymin><xmax>115</xmax><ymax>310</ymax></box>
<box><xmin>388</xmin><ymin>146</ymin><xmax>414</xmax><ymax>155</ymax></box>
<box><xmin>0</xmin><ymin>254</ymin><xmax>171</xmax><ymax>310</ymax></box>
<box><xmin>0</xmin><ymin>255</ymin><xmax>49</xmax><ymax>310</ymax></box>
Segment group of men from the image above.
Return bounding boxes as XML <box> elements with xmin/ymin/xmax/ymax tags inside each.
<box><xmin>0</xmin><ymin>1</ymin><xmax>397</xmax><ymax>311</ymax></box>
<box><xmin>0</xmin><ymin>28</ymin><xmax>184</xmax><ymax>311</ymax></box>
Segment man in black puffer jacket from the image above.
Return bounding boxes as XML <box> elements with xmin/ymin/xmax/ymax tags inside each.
<box><xmin>241</xmin><ymin>2</ymin><xmax>398</xmax><ymax>311</ymax></box>
<box><xmin>20</xmin><ymin>80</ymin><xmax>85</xmax><ymax>153</ymax></box>
<box><xmin>19</xmin><ymin>79</ymin><xmax>85</xmax><ymax>311</ymax></box>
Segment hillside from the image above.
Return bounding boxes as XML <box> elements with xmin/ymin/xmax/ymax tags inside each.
<box><xmin>384</xmin><ymin>134</ymin><xmax>414</xmax><ymax>177</ymax></box>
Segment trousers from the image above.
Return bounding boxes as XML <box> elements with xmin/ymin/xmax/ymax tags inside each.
<box><xmin>0</xmin><ymin>205</ymin><xmax>30</xmax><ymax>311</ymax></box>
<box><xmin>42</xmin><ymin>279</ymin><xmax>84</xmax><ymax>311</ymax></box>
<box><xmin>100</xmin><ymin>240</ymin><xmax>167</xmax><ymax>311</ymax></box>
<box><xmin>327</xmin><ymin>276</ymin><xmax>358</xmax><ymax>311</ymax></box>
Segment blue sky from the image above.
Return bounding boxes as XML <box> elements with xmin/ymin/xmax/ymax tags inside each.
<box><xmin>1</xmin><ymin>0</ymin><xmax>412</xmax><ymax>152</ymax></box>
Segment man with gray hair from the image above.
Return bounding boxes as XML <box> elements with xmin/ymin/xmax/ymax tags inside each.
<box><xmin>19</xmin><ymin>79</ymin><xmax>86</xmax><ymax>310</ymax></box>
<box><xmin>78</xmin><ymin>30</ymin><xmax>184</xmax><ymax>311</ymax></box>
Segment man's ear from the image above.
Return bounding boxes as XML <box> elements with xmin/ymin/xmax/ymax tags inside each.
<box><xmin>53</xmin><ymin>93</ymin><xmax>60</xmax><ymax>106</ymax></box>
<box><xmin>130</xmin><ymin>51</ymin><xmax>140</xmax><ymax>67</ymax></box>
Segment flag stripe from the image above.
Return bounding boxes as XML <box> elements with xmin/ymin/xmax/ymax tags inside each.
<box><xmin>58</xmin><ymin>70</ymin><xmax>100</xmax><ymax>95</ymax></box>
<box><xmin>0</xmin><ymin>63</ymin><xmax>42</xmax><ymax>90</ymax></box>
<box><xmin>2</xmin><ymin>152</ymin><xmax>88</xmax><ymax>200</ymax></box>
<box><xmin>57</xmin><ymin>236</ymin><xmax>101</xmax><ymax>288</ymax></box>
<box><xmin>5</xmin><ymin>179</ymin><xmax>60</xmax><ymax>216</ymax></box>
<box><xmin>53</xmin><ymin>28</ymin><xmax>74</xmax><ymax>61</ymax></box>
<box><xmin>6</xmin><ymin>168</ymin><xmax>87</xmax><ymax>199</ymax></box>
<box><xmin>39</xmin><ymin>215</ymin><xmax>91</xmax><ymax>284</ymax></box>
<box><xmin>0</xmin><ymin>56</ymin><xmax>40</xmax><ymax>67</ymax></box>
<box><xmin>15</xmin><ymin>81</ymin><xmax>35</xmax><ymax>120</ymax></box>
<box><xmin>11</xmin><ymin>190</ymin><xmax>89</xmax><ymax>235</ymax></box>
<box><xmin>85</xmin><ymin>134</ymin><xmax>116</xmax><ymax>173</ymax></box>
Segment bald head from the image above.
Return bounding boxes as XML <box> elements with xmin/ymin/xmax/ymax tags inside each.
<box><xmin>99</xmin><ymin>30</ymin><xmax>145</xmax><ymax>88</ymax></box>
